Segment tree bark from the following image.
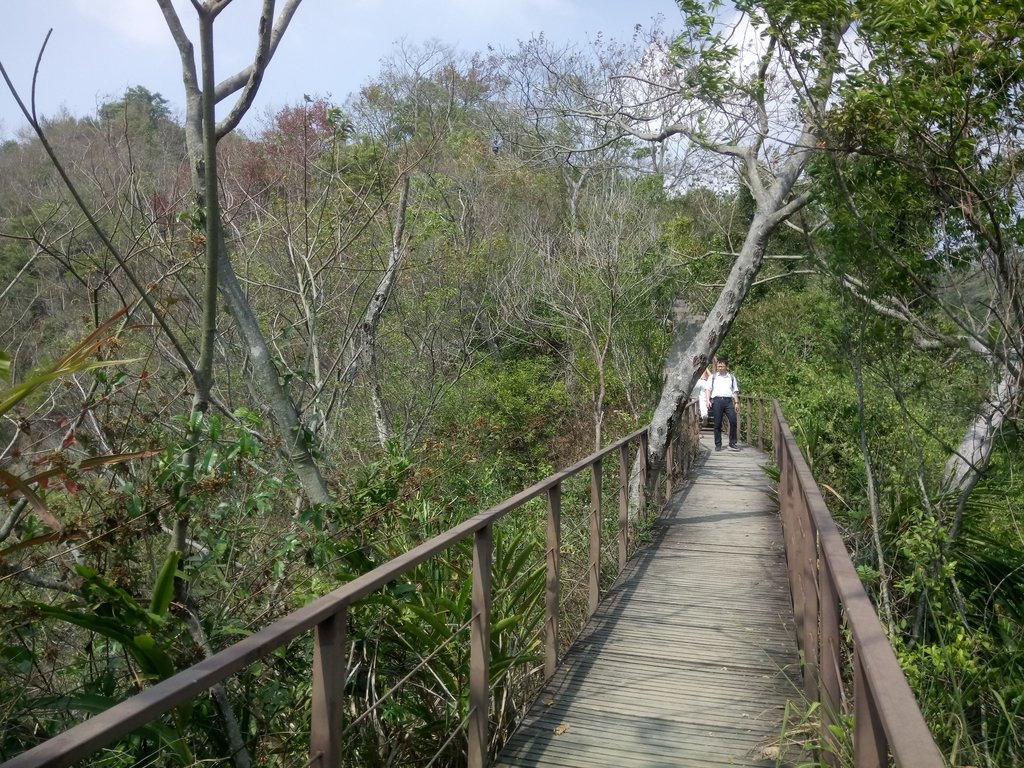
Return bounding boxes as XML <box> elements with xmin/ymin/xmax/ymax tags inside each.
<box><xmin>942</xmin><ymin>362</ymin><xmax>1018</xmax><ymax>539</ymax></box>
<box><xmin>330</xmin><ymin>173</ymin><xmax>410</xmax><ymax>445</ymax></box>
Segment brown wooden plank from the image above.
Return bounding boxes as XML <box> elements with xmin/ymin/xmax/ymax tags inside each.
<box><xmin>494</xmin><ymin>434</ymin><xmax>804</xmax><ymax>767</ymax></box>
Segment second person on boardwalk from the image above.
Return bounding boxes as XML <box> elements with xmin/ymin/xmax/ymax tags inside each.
<box><xmin>692</xmin><ymin>367</ymin><xmax>711</xmax><ymax>423</ymax></box>
<box><xmin>708</xmin><ymin>357</ymin><xmax>740</xmax><ymax>451</ymax></box>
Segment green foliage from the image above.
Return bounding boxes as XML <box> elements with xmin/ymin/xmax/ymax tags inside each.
<box><xmin>8</xmin><ymin>555</ymin><xmax>193</xmax><ymax>764</ymax></box>
<box><xmin>259</xmin><ymin>447</ymin><xmax>549</xmax><ymax>767</ymax></box>
<box><xmin>669</xmin><ymin>1</ymin><xmax>739</xmax><ymax>102</ymax></box>
<box><xmin>441</xmin><ymin>355</ymin><xmax>571</xmax><ymax>467</ymax></box>
<box><xmin>98</xmin><ymin>86</ymin><xmax>171</xmax><ymax>126</ymax></box>
<box><xmin>6</xmin><ymin>9</ymin><xmax>1022</xmax><ymax>764</ymax></box>
<box><xmin>28</xmin><ymin>694</ymin><xmax>192</xmax><ymax>766</ymax></box>
<box><xmin>797</xmin><ymin>3</ymin><xmax>1024</xmax><ymax>757</ymax></box>
<box><xmin>153</xmin><ymin>409</ymin><xmax>267</xmax><ymax>536</ymax></box>
<box><xmin>35</xmin><ymin>558</ymin><xmax>182</xmax><ymax>683</ymax></box>
<box><xmin>339</xmin><ymin>522</ymin><xmax>544</xmax><ymax>766</ymax></box>
<box><xmin>0</xmin><ymin>314</ymin><xmax>163</xmax><ymax>549</ymax></box>
<box><xmin>0</xmin><ymin>215</ymin><xmax>39</xmax><ymax>292</ymax></box>
<box><xmin>760</xmin><ymin>698</ymin><xmax>854</xmax><ymax>767</ymax></box>
<box><xmin>819</xmin><ymin>0</ymin><xmax>1024</xmax><ymax>283</ymax></box>
<box><xmin>0</xmin><ymin>309</ymin><xmax>138</xmax><ymax>417</ymax></box>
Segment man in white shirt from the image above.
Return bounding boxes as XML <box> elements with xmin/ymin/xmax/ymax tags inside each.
<box><xmin>707</xmin><ymin>357</ymin><xmax>740</xmax><ymax>451</ymax></box>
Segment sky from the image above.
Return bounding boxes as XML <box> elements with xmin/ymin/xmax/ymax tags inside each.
<box><xmin>0</xmin><ymin>0</ymin><xmax>683</xmax><ymax>140</ymax></box>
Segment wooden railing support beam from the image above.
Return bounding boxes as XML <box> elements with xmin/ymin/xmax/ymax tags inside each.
<box><xmin>664</xmin><ymin>432</ymin><xmax>674</xmax><ymax>502</ymax></box>
<box><xmin>588</xmin><ymin>458</ymin><xmax>602</xmax><ymax>619</ymax></box>
<box><xmin>618</xmin><ymin>444</ymin><xmax>629</xmax><ymax>571</ymax></box>
<box><xmin>819</xmin><ymin>562</ymin><xmax>842</xmax><ymax>767</ymax></box>
<box><xmin>854</xmin><ymin>651</ymin><xmax>886</xmax><ymax>768</ymax></box>
<box><xmin>310</xmin><ymin>608</ymin><xmax>347</xmax><ymax>768</ymax></box>
<box><xmin>639</xmin><ymin>431</ymin><xmax>649</xmax><ymax>521</ymax></box>
<box><xmin>468</xmin><ymin>524</ymin><xmax>493</xmax><ymax>768</ymax></box>
<box><xmin>545</xmin><ymin>484</ymin><xmax>561</xmax><ymax>680</ymax></box>
<box><xmin>772</xmin><ymin>402</ymin><xmax>945</xmax><ymax>768</ymax></box>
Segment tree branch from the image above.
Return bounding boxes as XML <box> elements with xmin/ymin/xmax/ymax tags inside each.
<box><xmin>213</xmin><ymin>0</ymin><xmax>302</xmax><ymax>105</ymax></box>
<box><xmin>215</xmin><ymin>0</ymin><xmax>276</xmax><ymax>138</ymax></box>
<box><xmin>155</xmin><ymin>0</ymin><xmax>200</xmax><ymax>98</ymax></box>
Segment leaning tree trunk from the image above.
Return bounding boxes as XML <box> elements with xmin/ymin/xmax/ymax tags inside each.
<box><xmin>643</xmin><ymin>23</ymin><xmax>848</xmax><ymax>494</ymax></box>
<box><xmin>942</xmin><ymin>361</ymin><xmax>1019</xmax><ymax>540</ymax></box>
<box><xmin>645</xmin><ymin>178</ymin><xmax>806</xmax><ymax>483</ymax></box>
<box><xmin>907</xmin><ymin>358</ymin><xmax>1019</xmax><ymax>644</ymax></box>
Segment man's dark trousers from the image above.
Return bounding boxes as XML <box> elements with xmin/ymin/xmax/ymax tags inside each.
<box><xmin>711</xmin><ymin>397</ymin><xmax>737</xmax><ymax>449</ymax></box>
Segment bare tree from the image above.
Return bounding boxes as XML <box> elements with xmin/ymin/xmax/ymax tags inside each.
<box><xmin>221</xmin><ymin>42</ymin><xmax>475</xmax><ymax>455</ymax></box>
<box><xmin>503</xmin><ymin>173</ymin><xmax>666</xmax><ymax>450</ymax></box>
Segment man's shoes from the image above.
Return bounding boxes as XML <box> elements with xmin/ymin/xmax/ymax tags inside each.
<box><xmin>715</xmin><ymin>446</ymin><xmax>723</xmax><ymax>451</ymax></box>
<box><xmin>729</xmin><ymin>444</ymin><xmax>740</xmax><ymax>451</ymax></box>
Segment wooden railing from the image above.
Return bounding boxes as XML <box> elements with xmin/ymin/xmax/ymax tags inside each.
<box><xmin>3</xmin><ymin>403</ymin><xmax>700</xmax><ymax>768</ymax></box>
<box><xmin>772</xmin><ymin>401</ymin><xmax>945</xmax><ymax>767</ymax></box>
<box><xmin>740</xmin><ymin>395</ymin><xmax>772</xmax><ymax>450</ymax></box>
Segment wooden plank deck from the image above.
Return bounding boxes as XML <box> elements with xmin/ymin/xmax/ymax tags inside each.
<box><xmin>494</xmin><ymin>433</ymin><xmax>803</xmax><ymax>767</ymax></box>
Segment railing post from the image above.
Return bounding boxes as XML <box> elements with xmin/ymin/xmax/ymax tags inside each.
<box><xmin>680</xmin><ymin>415</ymin><xmax>689</xmax><ymax>477</ymax></box>
<box><xmin>639</xmin><ymin>431</ymin><xmax>649</xmax><ymax>520</ymax></box>
<box><xmin>687</xmin><ymin>405</ymin><xmax>696</xmax><ymax>470</ymax></box>
<box><xmin>757</xmin><ymin>399</ymin><xmax>766</xmax><ymax>450</ymax></box>
<box><xmin>738</xmin><ymin>399</ymin><xmax>745</xmax><ymax>444</ymax></box>
<box><xmin>664</xmin><ymin>430</ymin><xmax>674</xmax><ymax>501</ymax></box>
<box><xmin>310</xmin><ymin>607</ymin><xmax>347</xmax><ymax>768</ymax></box>
<box><xmin>774</xmin><ymin>402</ymin><xmax>782</xmax><ymax>465</ymax></box>
<box><xmin>802</xmin><ymin>492</ymin><xmax>820</xmax><ymax>699</ymax></box>
<box><xmin>618</xmin><ymin>444</ymin><xmax>628</xmax><ymax>571</ymax></box>
<box><xmin>779</xmin><ymin>437</ymin><xmax>807</xmax><ymax>663</ymax></box>
<box><xmin>682</xmin><ymin>403</ymin><xmax>692</xmax><ymax>477</ymax></box>
<box><xmin>750</xmin><ymin>397</ymin><xmax>757</xmax><ymax>447</ymax></box>
<box><xmin>468</xmin><ymin>524</ymin><xmax>492</xmax><ymax>768</ymax></box>
<box><xmin>694</xmin><ymin>402</ymin><xmax>700</xmax><ymax>457</ymax></box>
<box><xmin>854</xmin><ymin>652</ymin><xmax>887</xmax><ymax>768</ymax></box>
<box><xmin>588</xmin><ymin>458</ymin><xmax>602</xmax><ymax>618</ymax></box>
<box><xmin>545</xmin><ymin>484</ymin><xmax>561</xmax><ymax>680</ymax></box>
<box><xmin>819</xmin><ymin>562</ymin><xmax>842</xmax><ymax>767</ymax></box>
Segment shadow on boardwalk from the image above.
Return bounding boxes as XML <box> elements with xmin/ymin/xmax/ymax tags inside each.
<box><xmin>494</xmin><ymin>434</ymin><xmax>804</xmax><ymax>768</ymax></box>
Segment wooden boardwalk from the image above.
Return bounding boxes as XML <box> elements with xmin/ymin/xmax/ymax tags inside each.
<box><xmin>494</xmin><ymin>432</ymin><xmax>802</xmax><ymax>767</ymax></box>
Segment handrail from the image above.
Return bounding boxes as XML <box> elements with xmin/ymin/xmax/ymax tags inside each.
<box><xmin>772</xmin><ymin>401</ymin><xmax>945</xmax><ymax>767</ymax></box>
<box><xmin>3</xmin><ymin>404</ymin><xmax>701</xmax><ymax>768</ymax></box>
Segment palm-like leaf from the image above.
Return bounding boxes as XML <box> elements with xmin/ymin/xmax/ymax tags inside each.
<box><xmin>0</xmin><ymin>306</ymin><xmax>138</xmax><ymax>417</ymax></box>
<box><xmin>0</xmin><ymin>307</ymin><xmax>149</xmax><ymax>535</ymax></box>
